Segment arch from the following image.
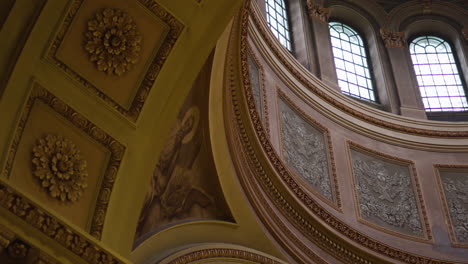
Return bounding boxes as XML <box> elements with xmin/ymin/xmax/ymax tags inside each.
<box><xmin>326</xmin><ymin>3</ymin><xmax>399</xmax><ymax>112</ymax></box>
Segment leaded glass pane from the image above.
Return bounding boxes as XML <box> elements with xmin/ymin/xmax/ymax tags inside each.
<box><xmin>266</xmin><ymin>0</ymin><xmax>291</xmax><ymax>51</ymax></box>
<box><xmin>409</xmin><ymin>36</ymin><xmax>468</xmax><ymax>112</ymax></box>
<box><xmin>328</xmin><ymin>22</ymin><xmax>376</xmax><ymax>102</ymax></box>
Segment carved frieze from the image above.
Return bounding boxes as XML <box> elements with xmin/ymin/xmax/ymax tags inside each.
<box><xmin>380</xmin><ymin>28</ymin><xmax>406</xmax><ymax>48</ymax></box>
<box><xmin>437</xmin><ymin>167</ymin><xmax>468</xmax><ymax>246</ymax></box>
<box><xmin>84</xmin><ymin>8</ymin><xmax>142</xmax><ymax>76</ymax></box>
<box><xmin>350</xmin><ymin>147</ymin><xmax>425</xmax><ymax>238</ymax></box>
<box><xmin>306</xmin><ymin>0</ymin><xmax>330</xmax><ymax>23</ymax></box>
<box><xmin>279</xmin><ymin>98</ymin><xmax>335</xmax><ymax>203</ymax></box>
<box><xmin>32</xmin><ymin>135</ymin><xmax>88</xmax><ymax>203</ymax></box>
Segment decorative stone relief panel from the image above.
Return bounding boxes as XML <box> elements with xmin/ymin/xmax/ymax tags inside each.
<box><xmin>350</xmin><ymin>145</ymin><xmax>427</xmax><ymax>239</ymax></box>
<box><xmin>278</xmin><ymin>96</ymin><xmax>338</xmax><ymax>205</ymax></box>
<box><xmin>48</xmin><ymin>0</ymin><xmax>183</xmax><ymax>121</ymax></box>
<box><xmin>247</xmin><ymin>47</ymin><xmax>269</xmax><ymax>135</ymax></box>
<box><xmin>2</xmin><ymin>82</ymin><xmax>125</xmax><ymax>239</ymax></box>
<box><xmin>248</xmin><ymin>54</ymin><xmax>262</xmax><ymax>121</ymax></box>
<box><xmin>436</xmin><ymin>166</ymin><xmax>468</xmax><ymax>246</ymax></box>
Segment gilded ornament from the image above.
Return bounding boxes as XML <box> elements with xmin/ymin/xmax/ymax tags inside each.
<box><xmin>84</xmin><ymin>8</ymin><xmax>142</xmax><ymax>76</ymax></box>
<box><xmin>31</xmin><ymin>135</ymin><xmax>88</xmax><ymax>202</ymax></box>
<box><xmin>7</xmin><ymin>240</ymin><xmax>29</xmax><ymax>259</ymax></box>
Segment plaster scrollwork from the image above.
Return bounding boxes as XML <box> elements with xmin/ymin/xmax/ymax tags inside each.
<box><xmin>32</xmin><ymin>135</ymin><xmax>88</xmax><ymax>203</ymax></box>
<box><xmin>380</xmin><ymin>28</ymin><xmax>406</xmax><ymax>48</ymax></box>
<box><xmin>84</xmin><ymin>8</ymin><xmax>142</xmax><ymax>76</ymax></box>
<box><xmin>279</xmin><ymin>99</ymin><xmax>333</xmax><ymax>202</ymax></box>
<box><xmin>306</xmin><ymin>0</ymin><xmax>330</xmax><ymax>23</ymax></box>
<box><xmin>440</xmin><ymin>172</ymin><xmax>468</xmax><ymax>243</ymax></box>
<box><xmin>351</xmin><ymin>150</ymin><xmax>423</xmax><ymax>237</ymax></box>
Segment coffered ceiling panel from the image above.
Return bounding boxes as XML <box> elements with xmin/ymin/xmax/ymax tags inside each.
<box><xmin>2</xmin><ymin>82</ymin><xmax>125</xmax><ymax>239</ymax></box>
<box><xmin>48</xmin><ymin>0</ymin><xmax>183</xmax><ymax>122</ymax></box>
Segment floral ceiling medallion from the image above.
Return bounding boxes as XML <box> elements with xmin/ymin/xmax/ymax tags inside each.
<box><xmin>84</xmin><ymin>8</ymin><xmax>142</xmax><ymax>76</ymax></box>
<box><xmin>32</xmin><ymin>135</ymin><xmax>88</xmax><ymax>202</ymax></box>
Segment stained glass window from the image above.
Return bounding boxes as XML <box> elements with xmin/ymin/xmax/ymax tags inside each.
<box><xmin>266</xmin><ymin>0</ymin><xmax>292</xmax><ymax>51</ymax></box>
<box><xmin>409</xmin><ymin>36</ymin><xmax>468</xmax><ymax>112</ymax></box>
<box><xmin>329</xmin><ymin>22</ymin><xmax>376</xmax><ymax>102</ymax></box>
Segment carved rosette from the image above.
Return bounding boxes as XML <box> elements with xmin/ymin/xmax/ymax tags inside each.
<box><xmin>31</xmin><ymin>135</ymin><xmax>88</xmax><ymax>202</ymax></box>
<box><xmin>380</xmin><ymin>29</ymin><xmax>406</xmax><ymax>48</ymax></box>
<box><xmin>84</xmin><ymin>8</ymin><xmax>142</xmax><ymax>76</ymax></box>
<box><xmin>306</xmin><ymin>0</ymin><xmax>330</xmax><ymax>23</ymax></box>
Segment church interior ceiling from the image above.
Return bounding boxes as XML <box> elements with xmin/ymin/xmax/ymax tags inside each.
<box><xmin>0</xmin><ymin>0</ymin><xmax>467</xmax><ymax>263</ymax></box>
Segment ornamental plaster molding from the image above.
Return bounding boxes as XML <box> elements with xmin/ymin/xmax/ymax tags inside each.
<box><xmin>0</xmin><ymin>184</ymin><xmax>124</xmax><ymax>263</ymax></box>
<box><xmin>380</xmin><ymin>28</ymin><xmax>406</xmax><ymax>48</ymax></box>
<box><xmin>249</xmin><ymin>0</ymin><xmax>468</xmax><ymax>139</ymax></box>
<box><xmin>48</xmin><ymin>0</ymin><xmax>183</xmax><ymax>122</ymax></box>
<box><xmin>84</xmin><ymin>8</ymin><xmax>142</xmax><ymax>76</ymax></box>
<box><xmin>3</xmin><ymin>82</ymin><xmax>125</xmax><ymax>239</ymax></box>
<box><xmin>226</xmin><ymin>2</ymin><xmax>468</xmax><ymax>263</ymax></box>
<box><xmin>163</xmin><ymin>247</ymin><xmax>284</xmax><ymax>264</ymax></box>
<box><xmin>32</xmin><ymin>135</ymin><xmax>88</xmax><ymax>203</ymax></box>
<box><xmin>247</xmin><ymin>45</ymin><xmax>270</xmax><ymax>137</ymax></box>
<box><xmin>306</xmin><ymin>0</ymin><xmax>330</xmax><ymax>23</ymax></box>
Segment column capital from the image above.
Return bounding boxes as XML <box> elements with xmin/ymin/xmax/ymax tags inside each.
<box><xmin>306</xmin><ymin>0</ymin><xmax>330</xmax><ymax>24</ymax></box>
<box><xmin>380</xmin><ymin>28</ymin><xmax>406</xmax><ymax>48</ymax></box>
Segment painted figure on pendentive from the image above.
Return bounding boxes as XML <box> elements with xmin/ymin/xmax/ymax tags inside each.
<box><xmin>135</xmin><ymin>106</ymin><xmax>216</xmax><ymax>240</ymax></box>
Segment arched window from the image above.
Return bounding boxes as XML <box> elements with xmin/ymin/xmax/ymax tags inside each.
<box><xmin>409</xmin><ymin>36</ymin><xmax>468</xmax><ymax>112</ymax></box>
<box><xmin>328</xmin><ymin>22</ymin><xmax>376</xmax><ymax>102</ymax></box>
<box><xmin>266</xmin><ymin>0</ymin><xmax>292</xmax><ymax>51</ymax></box>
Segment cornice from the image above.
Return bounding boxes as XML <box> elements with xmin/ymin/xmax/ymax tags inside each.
<box><xmin>248</xmin><ymin>1</ymin><xmax>468</xmax><ymax>139</ymax></box>
<box><xmin>0</xmin><ymin>182</ymin><xmax>126</xmax><ymax>263</ymax></box>
<box><xmin>224</xmin><ymin>1</ymin><xmax>468</xmax><ymax>263</ymax></box>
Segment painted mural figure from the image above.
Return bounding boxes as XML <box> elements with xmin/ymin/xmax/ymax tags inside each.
<box><xmin>136</xmin><ymin>106</ymin><xmax>215</xmax><ymax>240</ymax></box>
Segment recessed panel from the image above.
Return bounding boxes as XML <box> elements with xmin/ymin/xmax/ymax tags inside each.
<box><xmin>3</xmin><ymin>83</ymin><xmax>125</xmax><ymax>238</ymax></box>
<box><xmin>49</xmin><ymin>0</ymin><xmax>183</xmax><ymax>121</ymax></box>
<box><xmin>278</xmin><ymin>97</ymin><xmax>337</xmax><ymax>204</ymax></box>
<box><xmin>437</xmin><ymin>168</ymin><xmax>468</xmax><ymax>246</ymax></box>
<box><xmin>350</xmin><ymin>146</ymin><xmax>427</xmax><ymax>239</ymax></box>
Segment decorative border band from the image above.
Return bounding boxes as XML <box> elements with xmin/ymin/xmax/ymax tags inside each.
<box><xmin>166</xmin><ymin>248</ymin><xmax>283</xmax><ymax>264</ymax></box>
<box><xmin>0</xmin><ymin>182</ymin><xmax>124</xmax><ymax>263</ymax></box>
<box><xmin>246</xmin><ymin>44</ymin><xmax>270</xmax><ymax>137</ymax></box>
